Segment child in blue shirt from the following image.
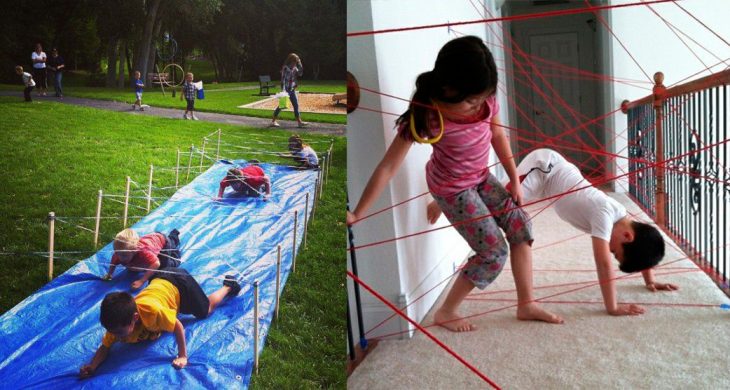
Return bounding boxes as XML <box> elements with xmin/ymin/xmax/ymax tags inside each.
<box><xmin>132</xmin><ymin>71</ymin><xmax>145</xmax><ymax>111</ymax></box>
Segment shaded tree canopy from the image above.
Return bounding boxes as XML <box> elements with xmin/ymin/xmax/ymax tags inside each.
<box><xmin>0</xmin><ymin>0</ymin><xmax>345</xmax><ymax>84</ymax></box>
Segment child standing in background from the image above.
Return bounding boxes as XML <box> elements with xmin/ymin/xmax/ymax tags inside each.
<box><xmin>347</xmin><ymin>36</ymin><xmax>563</xmax><ymax>332</ymax></box>
<box><xmin>132</xmin><ymin>71</ymin><xmax>145</xmax><ymax>111</ymax></box>
<box><xmin>15</xmin><ymin>66</ymin><xmax>35</xmax><ymax>102</ymax></box>
<box><xmin>181</xmin><ymin>72</ymin><xmax>198</xmax><ymax>120</ymax></box>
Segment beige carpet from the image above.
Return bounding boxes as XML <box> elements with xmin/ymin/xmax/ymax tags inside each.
<box><xmin>348</xmin><ymin>193</ymin><xmax>730</xmax><ymax>389</ymax></box>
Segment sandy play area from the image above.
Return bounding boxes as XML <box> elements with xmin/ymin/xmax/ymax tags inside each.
<box><xmin>239</xmin><ymin>93</ymin><xmax>346</xmax><ymax>114</ymax></box>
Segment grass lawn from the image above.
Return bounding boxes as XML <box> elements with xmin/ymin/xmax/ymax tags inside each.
<box><xmin>0</xmin><ymin>74</ymin><xmax>346</xmax><ymax>124</ymax></box>
<box><xmin>0</xmin><ymin>96</ymin><xmax>346</xmax><ymax>388</ymax></box>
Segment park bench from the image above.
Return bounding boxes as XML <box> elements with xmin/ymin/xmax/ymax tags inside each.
<box><xmin>147</xmin><ymin>72</ymin><xmax>169</xmax><ymax>85</ymax></box>
<box><xmin>258</xmin><ymin>75</ymin><xmax>276</xmax><ymax>95</ymax></box>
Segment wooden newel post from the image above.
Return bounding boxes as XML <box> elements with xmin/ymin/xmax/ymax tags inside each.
<box><xmin>253</xmin><ymin>280</ymin><xmax>260</xmax><ymax>374</ymax></box>
<box><xmin>47</xmin><ymin>212</ymin><xmax>55</xmax><ymax>282</ymax></box>
<box><xmin>94</xmin><ymin>190</ymin><xmax>103</xmax><ymax>247</ymax></box>
<box><xmin>652</xmin><ymin>71</ymin><xmax>667</xmax><ymax>226</ymax></box>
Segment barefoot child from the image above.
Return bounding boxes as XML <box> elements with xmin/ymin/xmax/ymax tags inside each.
<box><xmin>428</xmin><ymin>148</ymin><xmax>678</xmax><ymax>316</ymax></box>
<box><xmin>347</xmin><ymin>36</ymin><xmax>562</xmax><ymax>332</ymax></box>
<box><xmin>217</xmin><ymin>160</ymin><xmax>272</xmax><ymax>199</ymax></box>
<box><xmin>79</xmin><ymin>268</ymin><xmax>241</xmax><ymax>377</ymax></box>
<box><xmin>104</xmin><ymin>228</ymin><xmax>182</xmax><ymax>289</ymax></box>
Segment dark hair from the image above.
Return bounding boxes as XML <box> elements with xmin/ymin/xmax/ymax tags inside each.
<box><xmin>100</xmin><ymin>292</ymin><xmax>137</xmax><ymax>330</ymax></box>
<box><xmin>396</xmin><ymin>36</ymin><xmax>498</xmax><ymax>141</ymax></box>
<box><xmin>288</xmin><ymin>134</ymin><xmax>303</xmax><ymax>151</ymax></box>
<box><xmin>248</xmin><ymin>159</ymin><xmax>260</xmax><ymax>165</ymax></box>
<box><xmin>618</xmin><ymin>222</ymin><xmax>665</xmax><ymax>273</ymax></box>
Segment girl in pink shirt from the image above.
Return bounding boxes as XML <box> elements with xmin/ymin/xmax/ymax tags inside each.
<box><xmin>347</xmin><ymin>36</ymin><xmax>562</xmax><ymax>332</ymax></box>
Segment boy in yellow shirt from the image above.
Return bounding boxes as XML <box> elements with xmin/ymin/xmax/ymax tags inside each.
<box><xmin>79</xmin><ymin>268</ymin><xmax>241</xmax><ymax>377</ymax></box>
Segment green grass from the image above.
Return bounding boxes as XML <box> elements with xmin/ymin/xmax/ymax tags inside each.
<box><xmin>0</xmin><ymin>75</ymin><xmax>346</xmax><ymax>124</ymax></box>
<box><xmin>0</xmin><ymin>96</ymin><xmax>346</xmax><ymax>388</ymax></box>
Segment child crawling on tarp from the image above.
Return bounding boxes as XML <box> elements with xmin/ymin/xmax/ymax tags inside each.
<box><xmin>79</xmin><ymin>268</ymin><xmax>241</xmax><ymax>377</ymax></box>
<box><xmin>217</xmin><ymin>160</ymin><xmax>271</xmax><ymax>200</ymax></box>
<box><xmin>103</xmin><ymin>228</ymin><xmax>183</xmax><ymax>290</ymax></box>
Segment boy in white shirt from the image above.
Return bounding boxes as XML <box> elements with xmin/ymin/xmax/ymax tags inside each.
<box><xmin>428</xmin><ymin>148</ymin><xmax>678</xmax><ymax>318</ymax></box>
<box><xmin>15</xmin><ymin>66</ymin><xmax>35</xmax><ymax>102</ymax></box>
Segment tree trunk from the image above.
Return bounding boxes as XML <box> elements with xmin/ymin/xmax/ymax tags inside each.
<box><xmin>147</xmin><ymin>18</ymin><xmax>162</xmax><ymax>81</ymax></box>
<box><xmin>126</xmin><ymin>46</ymin><xmax>133</xmax><ymax>78</ymax></box>
<box><xmin>117</xmin><ymin>40</ymin><xmax>127</xmax><ymax>89</ymax></box>
<box><xmin>106</xmin><ymin>37</ymin><xmax>118</xmax><ymax>88</ymax></box>
<box><xmin>135</xmin><ymin>0</ymin><xmax>162</xmax><ymax>82</ymax></box>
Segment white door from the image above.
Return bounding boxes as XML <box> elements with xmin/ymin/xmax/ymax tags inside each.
<box><xmin>512</xmin><ymin>14</ymin><xmax>602</xmax><ymax>179</ymax></box>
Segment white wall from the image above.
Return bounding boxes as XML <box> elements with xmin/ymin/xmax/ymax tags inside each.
<box><xmin>347</xmin><ymin>0</ymin><xmax>507</xmax><ymax>339</ymax></box>
<box><xmin>609</xmin><ymin>0</ymin><xmax>730</xmax><ymax>190</ymax></box>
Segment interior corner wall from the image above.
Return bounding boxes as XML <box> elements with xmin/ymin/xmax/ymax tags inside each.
<box><xmin>347</xmin><ymin>0</ymin><xmax>404</xmax><ymax>341</ymax></box>
<box><xmin>348</xmin><ymin>0</ymin><xmax>505</xmax><ymax>339</ymax></box>
<box><xmin>608</xmin><ymin>0</ymin><xmax>730</xmax><ymax>192</ymax></box>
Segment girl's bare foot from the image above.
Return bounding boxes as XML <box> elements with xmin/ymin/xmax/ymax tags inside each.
<box><xmin>516</xmin><ymin>302</ymin><xmax>564</xmax><ymax>324</ymax></box>
<box><xmin>434</xmin><ymin>308</ymin><xmax>477</xmax><ymax>332</ymax></box>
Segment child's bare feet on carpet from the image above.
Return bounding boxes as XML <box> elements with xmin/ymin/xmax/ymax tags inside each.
<box><xmin>434</xmin><ymin>308</ymin><xmax>477</xmax><ymax>332</ymax></box>
<box><xmin>517</xmin><ymin>302</ymin><xmax>564</xmax><ymax>324</ymax></box>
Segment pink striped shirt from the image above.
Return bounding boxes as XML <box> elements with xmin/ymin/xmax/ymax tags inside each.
<box><xmin>425</xmin><ymin>95</ymin><xmax>499</xmax><ymax>197</ymax></box>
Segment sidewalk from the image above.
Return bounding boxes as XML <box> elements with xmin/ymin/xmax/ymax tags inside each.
<box><xmin>348</xmin><ymin>193</ymin><xmax>730</xmax><ymax>389</ymax></box>
<box><xmin>0</xmin><ymin>91</ymin><xmax>345</xmax><ymax>136</ymax></box>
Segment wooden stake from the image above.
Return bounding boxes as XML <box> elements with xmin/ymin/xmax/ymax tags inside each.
<box><xmin>253</xmin><ymin>280</ymin><xmax>259</xmax><ymax>374</ymax></box>
<box><xmin>318</xmin><ymin>164</ymin><xmax>324</xmax><ymax>200</ymax></box>
<box><xmin>186</xmin><ymin>144</ymin><xmax>194</xmax><ymax>181</ymax></box>
<box><xmin>275</xmin><ymin>245</ymin><xmax>281</xmax><ymax>319</ymax></box>
<box><xmin>216</xmin><ymin>128</ymin><xmax>221</xmax><ymax>162</ymax></box>
<box><xmin>94</xmin><ymin>190</ymin><xmax>103</xmax><ymax>247</ymax></box>
<box><xmin>175</xmin><ymin>149</ymin><xmax>181</xmax><ymax>188</ymax></box>
<box><xmin>199</xmin><ymin>138</ymin><xmax>207</xmax><ymax>172</ymax></box>
<box><xmin>123</xmin><ymin>176</ymin><xmax>131</xmax><ymax>228</ymax></box>
<box><xmin>312</xmin><ymin>177</ymin><xmax>319</xmax><ymax>220</ymax></box>
<box><xmin>292</xmin><ymin>210</ymin><xmax>298</xmax><ymax>272</ymax></box>
<box><xmin>303</xmin><ymin>192</ymin><xmax>310</xmax><ymax>247</ymax></box>
<box><xmin>48</xmin><ymin>212</ymin><xmax>55</xmax><ymax>282</ymax></box>
<box><xmin>146</xmin><ymin>164</ymin><xmax>154</xmax><ymax>213</ymax></box>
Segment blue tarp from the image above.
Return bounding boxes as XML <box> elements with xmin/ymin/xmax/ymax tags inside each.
<box><xmin>0</xmin><ymin>161</ymin><xmax>316</xmax><ymax>389</ymax></box>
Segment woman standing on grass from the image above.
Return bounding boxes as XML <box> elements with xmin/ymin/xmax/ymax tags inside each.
<box><xmin>270</xmin><ymin>53</ymin><xmax>308</xmax><ymax>128</ymax></box>
<box><xmin>31</xmin><ymin>43</ymin><xmax>48</xmax><ymax>97</ymax></box>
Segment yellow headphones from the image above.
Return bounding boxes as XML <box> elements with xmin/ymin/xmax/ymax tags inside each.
<box><xmin>409</xmin><ymin>101</ymin><xmax>444</xmax><ymax>144</ymax></box>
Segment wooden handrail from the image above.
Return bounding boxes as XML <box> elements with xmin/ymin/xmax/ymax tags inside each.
<box><xmin>621</xmin><ymin>68</ymin><xmax>730</xmax><ymax>112</ymax></box>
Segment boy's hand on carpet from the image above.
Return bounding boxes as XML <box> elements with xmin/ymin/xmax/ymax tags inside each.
<box><xmin>172</xmin><ymin>356</ymin><xmax>188</xmax><ymax>369</ymax></box>
<box><xmin>131</xmin><ymin>280</ymin><xmax>144</xmax><ymax>290</ymax></box>
<box><xmin>646</xmin><ymin>282</ymin><xmax>679</xmax><ymax>292</ymax></box>
<box><xmin>609</xmin><ymin>303</ymin><xmax>645</xmax><ymax>316</ymax></box>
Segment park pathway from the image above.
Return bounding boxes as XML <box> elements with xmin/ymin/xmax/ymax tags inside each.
<box><xmin>0</xmin><ymin>91</ymin><xmax>345</xmax><ymax>136</ymax></box>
